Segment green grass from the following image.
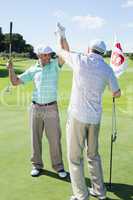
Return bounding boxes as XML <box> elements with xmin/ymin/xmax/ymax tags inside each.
<box><xmin>0</xmin><ymin>58</ymin><xmax>133</xmax><ymax>200</ymax></box>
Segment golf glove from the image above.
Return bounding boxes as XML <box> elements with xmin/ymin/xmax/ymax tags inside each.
<box><xmin>6</xmin><ymin>59</ymin><xmax>13</xmax><ymax>69</ymax></box>
<box><xmin>55</xmin><ymin>22</ymin><xmax>66</xmax><ymax>39</ymax></box>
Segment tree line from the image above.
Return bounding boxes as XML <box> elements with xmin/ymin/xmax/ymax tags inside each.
<box><xmin>0</xmin><ymin>27</ymin><xmax>133</xmax><ymax>60</ymax></box>
<box><xmin>0</xmin><ymin>27</ymin><xmax>36</xmax><ymax>58</ymax></box>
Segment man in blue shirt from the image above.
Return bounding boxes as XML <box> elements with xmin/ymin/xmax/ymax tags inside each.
<box><xmin>7</xmin><ymin>46</ymin><xmax>67</xmax><ymax>178</ymax></box>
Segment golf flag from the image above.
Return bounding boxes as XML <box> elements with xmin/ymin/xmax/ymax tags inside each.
<box><xmin>110</xmin><ymin>38</ymin><xmax>127</xmax><ymax>77</ymax></box>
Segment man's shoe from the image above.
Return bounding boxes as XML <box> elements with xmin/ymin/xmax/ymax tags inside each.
<box><xmin>89</xmin><ymin>187</ymin><xmax>106</xmax><ymax>200</ymax></box>
<box><xmin>70</xmin><ymin>196</ymin><xmax>79</xmax><ymax>200</ymax></box>
<box><xmin>58</xmin><ymin>169</ymin><xmax>67</xmax><ymax>178</ymax></box>
<box><xmin>30</xmin><ymin>167</ymin><xmax>42</xmax><ymax>177</ymax></box>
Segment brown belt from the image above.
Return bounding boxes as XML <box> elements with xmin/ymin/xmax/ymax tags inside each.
<box><xmin>32</xmin><ymin>101</ymin><xmax>57</xmax><ymax>106</ymax></box>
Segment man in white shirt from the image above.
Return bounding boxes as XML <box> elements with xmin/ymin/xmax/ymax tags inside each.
<box><xmin>56</xmin><ymin>23</ymin><xmax>121</xmax><ymax>200</ymax></box>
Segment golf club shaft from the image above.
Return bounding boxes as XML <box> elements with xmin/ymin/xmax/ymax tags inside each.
<box><xmin>6</xmin><ymin>22</ymin><xmax>13</xmax><ymax>92</ymax></box>
<box><xmin>9</xmin><ymin>21</ymin><xmax>13</xmax><ymax>58</ymax></box>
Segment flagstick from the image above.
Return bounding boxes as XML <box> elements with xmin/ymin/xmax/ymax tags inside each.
<box><xmin>109</xmin><ymin>35</ymin><xmax>126</xmax><ymax>189</ymax></box>
<box><xmin>109</xmin><ymin>97</ymin><xmax>117</xmax><ymax>189</ymax></box>
<box><xmin>109</xmin><ymin>133</ymin><xmax>113</xmax><ymax>189</ymax></box>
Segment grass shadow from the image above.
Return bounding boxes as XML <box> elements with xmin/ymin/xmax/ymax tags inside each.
<box><xmin>38</xmin><ymin>169</ymin><xmax>71</xmax><ymax>183</ymax></box>
<box><xmin>106</xmin><ymin>182</ymin><xmax>133</xmax><ymax>200</ymax></box>
<box><xmin>37</xmin><ymin>171</ymin><xmax>133</xmax><ymax>200</ymax></box>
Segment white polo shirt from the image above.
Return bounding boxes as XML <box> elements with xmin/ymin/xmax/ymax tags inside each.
<box><xmin>59</xmin><ymin>50</ymin><xmax>120</xmax><ymax>124</ymax></box>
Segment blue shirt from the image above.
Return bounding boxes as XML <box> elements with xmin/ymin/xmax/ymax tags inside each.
<box><xmin>19</xmin><ymin>59</ymin><xmax>60</xmax><ymax>104</ymax></box>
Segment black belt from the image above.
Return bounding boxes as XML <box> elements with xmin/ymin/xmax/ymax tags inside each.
<box><xmin>32</xmin><ymin>101</ymin><xmax>57</xmax><ymax>106</ymax></box>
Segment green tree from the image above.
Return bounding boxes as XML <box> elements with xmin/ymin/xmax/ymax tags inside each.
<box><xmin>129</xmin><ymin>53</ymin><xmax>133</xmax><ymax>60</ymax></box>
<box><xmin>24</xmin><ymin>44</ymin><xmax>34</xmax><ymax>53</ymax></box>
<box><xmin>0</xmin><ymin>27</ymin><xmax>5</xmax><ymax>52</ymax></box>
<box><xmin>3</xmin><ymin>33</ymin><xmax>26</xmax><ymax>53</ymax></box>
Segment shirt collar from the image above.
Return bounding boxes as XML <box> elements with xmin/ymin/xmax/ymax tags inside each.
<box><xmin>37</xmin><ymin>59</ymin><xmax>56</xmax><ymax>68</ymax></box>
<box><xmin>88</xmin><ymin>52</ymin><xmax>104</xmax><ymax>61</ymax></box>
<box><xmin>37</xmin><ymin>60</ymin><xmax>50</xmax><ymax>68</ymax></box>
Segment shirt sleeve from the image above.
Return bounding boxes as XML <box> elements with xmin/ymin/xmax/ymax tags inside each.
<box><xmin>58</xmin><ymin>49</ymin><xmax>80</xmax><ymax>70</ymax></box>
<box><xmin>51</xmin><ymin>58</ymin><xmax>61</xmax><ymax>72</ymax></box>
<box><xmin>108</xmin><ymin>68</ymin><xmax>120</xmax><ymax>92</ymax></box>
<box><xmin>18</xmin><ymin>67</ymin><xmax>35</xmax><ymax>84</ymax></box>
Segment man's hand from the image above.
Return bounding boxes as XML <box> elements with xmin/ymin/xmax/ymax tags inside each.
<box><xmin>113</xmin><ymin>89</ymin><xmax>121</xmax><ymax>98</ymax></box>
<box><xmin>55</xmin><ymin>22</ymin><xmax>70</xmax><ymax>52</ymax></box>
<box><xmin>6</xmin><ymin>59</ymin><xmax>13</xmax><ymax>70</ymax></box>
<box><xmin>55</xmin><ymin>22</ymin><xmax>66</xmax><ymax>39</ymax></box>
<box><xmin>6</xmin><ymin>59</ymin><xmax>21</xmax><ymax>86</ymax></box>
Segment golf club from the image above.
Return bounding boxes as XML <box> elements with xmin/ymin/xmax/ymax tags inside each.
<box><xmin>5</xmin><ymin>21</ymin><xmax>13</xmax><ymax>93</ymax></box>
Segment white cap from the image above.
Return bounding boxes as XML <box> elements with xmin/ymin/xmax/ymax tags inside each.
<box><xmin>89</xmin><ymin>39</ymin><xmax>106</xmax><ymax>53</ymax></box>
<box><xmin>35</xmin><ymin>46</ymin><xmax>53</xmax><ymax>55</ymax></box>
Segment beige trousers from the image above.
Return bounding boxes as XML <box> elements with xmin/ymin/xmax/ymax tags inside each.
<box><xmin>30</xmin><ymin>103</ymin><xmax>64</xmax><ymax>171</ymax></box>
<box><xmin>66</xmin><ymin>115</ymin><xmax>106</xmax><ymax>200</ymax></box>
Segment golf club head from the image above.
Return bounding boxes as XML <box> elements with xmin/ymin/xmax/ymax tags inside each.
<box><xmin>4</xmin><ymin>85</ymin><xmax>12</xmax><ymax>93</ymax></box>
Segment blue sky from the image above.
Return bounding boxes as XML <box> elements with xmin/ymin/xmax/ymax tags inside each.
<box><xmin>0</xmin><ymin>0</ymin><xmax>133</xmax><ymax>52</ymax></box>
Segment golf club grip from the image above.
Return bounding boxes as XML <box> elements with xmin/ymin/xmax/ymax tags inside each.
<box><xmin>10</xmin><ymin>22</ymin><xmax>13</xmax><ymax>42</ymax></box>
<box><xmin>9</xmin><ymin>22</ymin><xmax>13</xmax><ymax>58</ymax></box>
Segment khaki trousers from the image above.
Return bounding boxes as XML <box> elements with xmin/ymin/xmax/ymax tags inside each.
<box><xmin>30</xmin><ymin>103</ymin><xmax>64</xmax><ymax>171</ymax></box>
<box><xmin>66</xmin><ymin>115</ymin><xmax>106</xmax><ymax>200</ymax></box>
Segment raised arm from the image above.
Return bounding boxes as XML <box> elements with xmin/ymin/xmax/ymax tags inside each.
<box><xmin>56</xmin><ymin>23</ymin><xmax>70</xmax><ymax>66</ymax></box>
<box><xmin>56</xmin><ymin>22</ymin><xmax>70</xmax><ymax>52</ymax></box>
<box><xmin>60</xmin><ymin>37</ymin><xmax>70</xmax><ymax>52</ymax></box>
<box><xmin>55</xmin><ymin>22</ymin><xmax>80</xmax><ymax>69</ymax></box>
<box><xmin>6</xmin><ymin>60</ymin><xmax>22</xmax><ymax>86</ymax></box>
<box><xmin>58</xmin><ymin>37</ymin><xmax>70</xmax><ymax>66</ymax></box>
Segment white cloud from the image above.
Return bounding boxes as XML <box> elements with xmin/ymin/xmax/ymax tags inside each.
<box><xmin>53</xmin><ymin>10</ymin><xmax>68</xmax><ymax>19</ymax></box>
<box><xmin>72</xmin><ymin>15</ymin><xmax>106</xmax><ymax>29</ymax></box>
<box><xmin>122</xmin><ymin>0</ymin><xmax>133</xmax><ymax>8</ymax></box>
<box><xmin>122</xmin><ymin>22</ymin><xmax>133</xmax><ymax>28</ymax></box>
<box><xmin>127</xmin><ymin>22</ymin><xmax>133</xmax><ymax>27</ymax></box>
